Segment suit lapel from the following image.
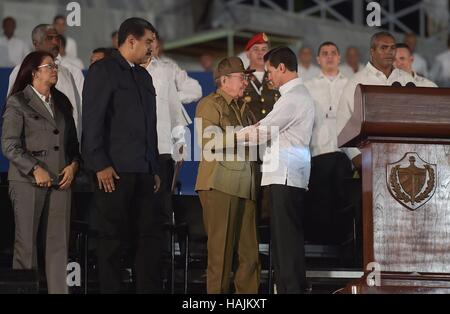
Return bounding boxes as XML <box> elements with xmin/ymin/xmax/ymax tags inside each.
<box><xmin>53</xmin><ymin>100</ymin><xmax>65</xmax><ymax>132</ymax></box>
<box><xmin>23</xmin><ymin>85</ymin><xmax>57</xmax><ymax>128</ymax></box>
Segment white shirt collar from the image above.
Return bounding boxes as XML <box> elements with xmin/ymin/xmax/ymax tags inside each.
<box><xmin>318</xmin><ymin>70</ymin><xmax>345</xmax><ymax>81</ymax></box>
<box><xmin>145</xmin><ymin>58</ymin><xmax>162</xmax><ymax>72</ymax></box>
<box><xmin>149</xmin><ymin>57</ymin><xmax>160</xmax><ymax>66</ymax></box>
<box><xmin>366</xmin><ymin>62</ymin><xmax>382</xmax><ymax>75</ymax></box>
<box><xmin>253</xmin><ymin>71</ymin><xmax>265</xmax><ymax>82</ymax></box>
<box><xmin>279</xmin><ymin>77</ymin><xmax>303</xmax><ymax>95</ymax></box>
<box><xmin>366</xmin><ymin>62</ymin><xmax>397</xmax><ymax>79</ymax></box>
<box><xmin>299</xmin><ymin>63</ymin><xmax>312</xmax><ymax>70</ymax></box>
<box><xmin>30</xmin><ymin>85</ymin><xmax>51</xmax><ymax>103</ymax></box>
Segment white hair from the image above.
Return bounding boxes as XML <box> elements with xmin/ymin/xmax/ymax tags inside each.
<box><xmin>31</xmin><ymin>24</ymin><xmax>55</xmax><ymax>44</ymax></box>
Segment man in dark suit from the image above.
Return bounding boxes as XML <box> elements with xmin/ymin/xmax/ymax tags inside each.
<box><xmin>82</xmin><ymin>17</ymin><xmax>161</xmax><ymax>293</ymax></box>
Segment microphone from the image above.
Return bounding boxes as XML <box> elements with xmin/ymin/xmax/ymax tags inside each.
<box><xmin>405</xmin><ymin>82</ymin><xmax>417</xmax><ymax>88</ymax></box>
<box><xmin>391</xmin><ymin>81</ymin><xmax>402</xmax><ymax>87</ymax></box>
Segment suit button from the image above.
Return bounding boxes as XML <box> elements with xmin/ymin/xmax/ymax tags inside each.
<box><xmin>34</xmin><ymin>116</ymin><xmax>39</xmax><ymax>120</ymax></box>
<box><xmin>54</xmin><ymin>146</ymin><xmax>60</xmax><ymax>151</ymax></box>
<box><xmin>53</xmin><ymin>129</ymin><xmax>59</xmax><ymax>135</ymax></box>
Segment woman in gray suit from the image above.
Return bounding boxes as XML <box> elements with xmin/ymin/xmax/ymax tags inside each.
<box><xmin>1</xmin><ymin>51</ymin><xmax>80</xmax><ymax>294</ymax></box>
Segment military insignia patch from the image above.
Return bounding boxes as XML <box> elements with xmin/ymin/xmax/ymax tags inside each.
<box><xmin>386</xmin><ymin>152</ymin><xmax>437</xmax><ymax>211</ymax></box>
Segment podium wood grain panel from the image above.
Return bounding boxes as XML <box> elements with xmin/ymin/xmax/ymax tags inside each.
<box><xmin>368</xmin><ymin>143</ymin><xmax>450</xmax><ymax>273</ymax></box>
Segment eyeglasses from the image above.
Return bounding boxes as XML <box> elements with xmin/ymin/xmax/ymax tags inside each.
<box><xmin>37</xmin><ymin>63</ymin><xmax>59</xmax><ymax>71</ymax></box>
<box><xmin>227</xmin><ymin>74</ymin><xmax>249</xmax><ymax>82</ymax></box>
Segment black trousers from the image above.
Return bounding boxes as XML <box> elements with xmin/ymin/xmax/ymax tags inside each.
<box><xmin>270</xmin><ymin>184</ymin><xmax>307</xmax><ymax>294</ymax></box>
<box><xmin>306</xmin><ymin>152</ymin><xmax>352</xmax><ymax>244</ymax></box>
<box><xmin>95</xmin><ymin>172</ymin><xmax>162</xmax><ymax>293</ymax></box>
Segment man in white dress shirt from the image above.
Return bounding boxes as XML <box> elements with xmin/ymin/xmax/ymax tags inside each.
<box><xmin>340</xmin><ymin>47</ymin><xmax>364</xmax><ymax>79</ymax></box>
<box><xmin>404</xmin><ymin>33</ymin><xmax>428</xmax><ymax>78</ymax></box>
<box><xmin>59</xmin><ymin>35</ymin><xmax>84</xmax><ymax>70</ymax></box>
<box><xmin>304</xmin><ymin>42</ymin><xmax>354</xmax><ymax>244</ymax></box>
<box><xmin>430</xmin><ymin>36</ymin><xmax>450</xmax><ymax>88</ymax></box>
<box><xmin>55</xmin><ymin>36</ymin><xmax>86</xmax><ymax>134</ymax></box>
<box><xmin>394</xmin><ymin>43</ymin><xmax>438</xmax><ymax>87</ymax></box>
<box><xmin>7</xmin><ymin>24</ymin><xmax>83</xmax><ymax>141</ymax></box>
<box><xmin>142</xmin><ymin>31</ymin><xmax>188</xmax><ymax>259</ymax></box>
<box><xmin>53</xmin><ymin>15</ymin><xmax>78</xmax><ymax>58</ymax></box>
<box><xmin>337</xmin><ymin>31</ymin><xmax>414</xmax><ymax>171</ymax></box>
<box><xmin>297</xmin><ymin>47</ymin><xmax>321</xmax><ymax>82</ymax></box>
<box><xmin>153</xmin><ymin>35</ymin><xmax>202</xmax><ymax>105</ymax></box>
<box><xmin>151</xmin><ymin>35</ymin><xmax>202</xmax><ymax>127</ymax></box>
<box><xmin>238</xmin><ymin>47</ymin><xmax>315</xmax><ymax>293</ymax></box>
<box><xmin>0</xmin><ymin>17</ymin><xmax>30</xmax><ymax>67</ymax></box>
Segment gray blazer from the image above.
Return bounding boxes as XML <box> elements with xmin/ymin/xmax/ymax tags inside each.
<box><xmin>1</xmin><ymin>85</ymin><xmax>80</xmax><ymax>184</ymax></box>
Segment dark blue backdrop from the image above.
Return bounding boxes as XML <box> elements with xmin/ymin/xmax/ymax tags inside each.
<box><xmin>0</xmin><ymin>68</ymin><xmax>215</xmax><ymax>195</ymax></box>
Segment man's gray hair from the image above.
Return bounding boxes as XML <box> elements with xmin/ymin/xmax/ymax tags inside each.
<box><xmin>31</xmin><ymin>24</ymin><xmax>54</xmax><ymax>44</ymax></box>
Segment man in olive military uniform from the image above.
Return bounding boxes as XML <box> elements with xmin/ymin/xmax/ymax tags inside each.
<box><xmin>195</xmin><ymin>57</ymin><xmax>260</xmax><ymax>294</ymax></box>
<box><xmin>242</xmin><ymin>33</ymin><xmax>280</xmax><ymax>122</ymax></box>
<box><xmin>241</xmin><ymin>33</ymin><xmax>279</xmax><ymax>222</ymax></box>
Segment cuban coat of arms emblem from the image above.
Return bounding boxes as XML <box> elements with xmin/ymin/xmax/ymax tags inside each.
<box><xmin>386</xmin><ymin>153</ymin><xmax>437</xmax><ymax>211</ymax></box>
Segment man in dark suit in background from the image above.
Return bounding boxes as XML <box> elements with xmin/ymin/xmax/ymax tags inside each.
<box><xmin>82</xmin><ymin>17</ymin><xmax>161</xmax><ymax>293</ymax></box>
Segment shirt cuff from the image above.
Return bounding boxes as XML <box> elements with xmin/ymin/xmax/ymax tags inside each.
<box><xmin>342</xmin><ymin>147</ymin><xmax>361</xmax><ymax>161</ymax></box>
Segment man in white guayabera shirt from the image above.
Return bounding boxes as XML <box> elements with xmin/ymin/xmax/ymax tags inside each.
<box><xmin>0</xmin><ymin>17</ymin><xmax>30</xmax><ymax>67</ymax></box>
<box><xmin>403</xmin><ymin>33</ymin><xmax>429</xmax><ymax>78</ymax></box>
<box><xmin>237</xmin><ymin>47</ymin><xmax>315</xmax><ymax>294</ymax></box>
<box><xmin>339</xmin><ymin>46</ymin><xmax>364</xmax><ymax>79</ymax></box>
<box><xmin>394</xmin><ymin>43</ymin><xmax>438</xmax><ymax>88</ymax></box>
<box><xmin>337</xmin><ymin>31</ymin><xmax>414</xmax><ymax>172</ymax></box>
<box><xmin>297</xmin><ymin>46</ymin><xmax>320</xmax><ymax>82</ymax></box>
<box><xmin>152</xmin><ymin>35</ymin><xmax>202</xmax><ymax>125</ymax></box>
<box><xmin>304</xmin><ymin>42</ymin><xmax>354</xmax><ymax>244</ymax></box>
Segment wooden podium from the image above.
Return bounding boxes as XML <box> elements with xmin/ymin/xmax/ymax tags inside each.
<box><xmin>339</xmin><ymin>85</ymin><xmax>450</xmax><ymax>293</ymax></box>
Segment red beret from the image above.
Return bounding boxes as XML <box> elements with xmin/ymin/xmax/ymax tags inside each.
<box><xmin>245</xmin><ymin>33</ymin><xmax>269</xmax><ymax>51</ymax></box>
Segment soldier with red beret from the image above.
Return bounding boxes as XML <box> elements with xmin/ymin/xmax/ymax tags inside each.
<box><xmin>242</xmin><ymin>33</ymin><xmax>280</xmax><ymax>122</ymax></box>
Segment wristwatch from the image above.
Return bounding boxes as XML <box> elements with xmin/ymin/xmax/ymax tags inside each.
<box><xmin>32</xmin><ymin>164</ymin><xmax>39</xmax><ymax>172</ymax></box>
